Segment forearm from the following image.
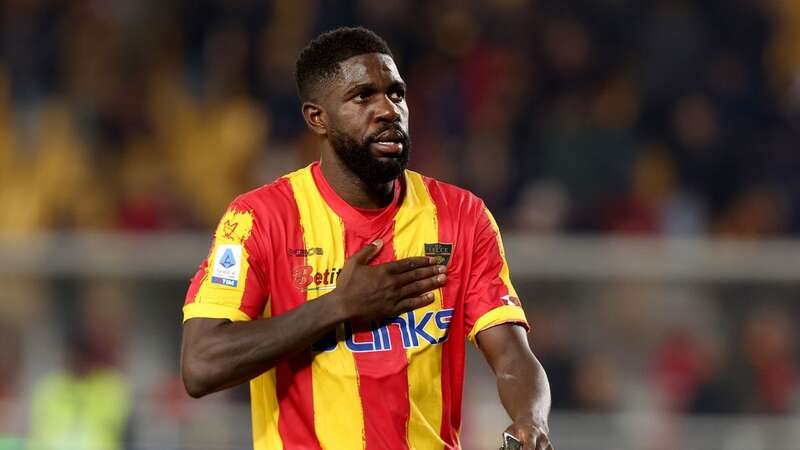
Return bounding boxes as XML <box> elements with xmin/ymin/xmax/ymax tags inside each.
<box><xmin>181</xmin><ymin>243</ymin><xmax>445</xmax><ymax>398</ymax></box>
<box><xmin>479</xmin><ymin>324</ymin><xmax>552</xmax><ymax>432</ymax></box>
<box><xmin>181</xmin><ymin>293</ymin><xmax>346</xmax><ymax>397</ymax></box>
<box><xmin>495</xmin><ymin>352</ymin><xmax>551</xmax><ymax>431</ymax></box>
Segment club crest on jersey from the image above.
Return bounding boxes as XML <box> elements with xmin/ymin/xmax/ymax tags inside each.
<box><xmin>425</xmin><ymin>243</ymin><xmax>453</xmax><ymax>265</ymax></box>
<box><xmin>211</xmin><ymin>244</ymin><xmax>242</xmax><ymax>287</ymax></box>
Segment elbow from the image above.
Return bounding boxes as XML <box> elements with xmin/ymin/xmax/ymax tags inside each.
<box><xmin>182</xmin><ymin>363</ymin><xmax>212</xmax><ymax>398</ymax></box>
<box><xmin>183</xmin><ymin>376</ymin><xmax>210</xmax><ymax>399</ymax></box>
<box><xmin>180</xmin><ymin>318</ymin><xmax>237</xmax><ymax>398</ymax></box>
<box><xmin>181</xmin><ymin>349</ymin><xmax>221</xmax><ymax>398</ymax></box>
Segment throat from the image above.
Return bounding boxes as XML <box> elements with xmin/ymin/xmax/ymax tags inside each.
<box><xmin>319</xmin><ymin>156</ymin><xmax>397</xmax><ymax>209</ymax></box>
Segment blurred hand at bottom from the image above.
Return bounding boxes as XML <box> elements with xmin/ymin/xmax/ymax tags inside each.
<box><xmin>504</xmin><ymin>421</ymin><xmax>553</xmax><ymax>450</ymax></box>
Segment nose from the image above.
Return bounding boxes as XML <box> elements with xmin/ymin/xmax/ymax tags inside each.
<box><xmin>374</xmin><ymin>94</ymin><xmax>400</xmax><ymax>123</ymax></box>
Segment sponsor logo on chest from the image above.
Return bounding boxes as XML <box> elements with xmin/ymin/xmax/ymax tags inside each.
<box><xmin>292</xmin><ymin>265</ymin><xmax>342</xmax><ymax>292</ymax></box>
<box><xmin>312</xmin><ymin>308</ymin><xmax>454</xmax><ymax>353</ymax></box>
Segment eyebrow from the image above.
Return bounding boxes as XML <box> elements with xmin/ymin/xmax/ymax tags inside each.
<box><xmin>389</xmin><ymin>80</ymin><xmax>407</xmax><ymax>91</ymax></box>
<box><xmin>343</xmin><ymin>80</ymin><xmax>406</xmax><ymax>97</ymax></box>
<box><xmin>344</xmin><ymin>82</ymin><xmax>377</xmax><ymax>97</ymax></box>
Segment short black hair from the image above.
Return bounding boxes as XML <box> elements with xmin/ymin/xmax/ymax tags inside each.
<box><xmin>295</xmin><ymin>27</ymin><xmax>393</xmax><ymax>102</ymax></box>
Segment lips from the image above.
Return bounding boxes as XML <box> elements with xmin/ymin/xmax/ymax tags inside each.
<box><xmin>370</xmin><ymin>129</ymin><xmax>405</xmax><ymax>155</ymax></box>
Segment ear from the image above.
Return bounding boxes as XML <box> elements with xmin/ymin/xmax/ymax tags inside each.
<box><xmin>302</xmin><ymin>102</ymin><xmax>328</xmax><ymax>136</ymax></box>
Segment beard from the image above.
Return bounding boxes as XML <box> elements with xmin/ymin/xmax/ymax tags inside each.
<box><xmin>328</xmin><ymin>126</ymin><xmax>411</xmax><ymax>184</ymax></box>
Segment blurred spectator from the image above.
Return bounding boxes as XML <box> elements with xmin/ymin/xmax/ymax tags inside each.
<box><xmin>528</xmin><ymin>307</ymin><xmax>576</xmax><ymax>410</ymax></box>
<box><xmin>717</xmin><ymin>186</ymin><xmax>790</xmax><ymax>237</ymax></box>
<box><xmin>0</xmin><ymin>0</ymin><xmax>796</xmax><ymax>234</ymax></box>
<box><xmin>652</xmin><ymin>329</ymin><xmax>734</xmax><ymax>414</ymax></box>
<box><xmin>729</xmin><ymin>307</ymin><xmax>797</xmax><ymax>414</ymax></box>
<box><xmin>27</xmin><ymin>331</ymin><xmax>131</xmax><ymax>450</ymax></box>
<box><xmin>0</xmin><ymin>324</ymin><xmax>20</xmax><ymax>447</ymax></box>
<box><xmin>511</xmin><ymin>180</ymin><xmax>569</xmax><ymax>232</ymax></box>
<box><xmin>571</xmin><ymin>353</ymin><xmax>619</xmax><ymax>412</ymax></box>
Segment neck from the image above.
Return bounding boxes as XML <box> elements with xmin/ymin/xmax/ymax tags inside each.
<box><xmin>319</xmin><ymin>148</ymin><xmax>396</xmax><ymax>209</ymax></box>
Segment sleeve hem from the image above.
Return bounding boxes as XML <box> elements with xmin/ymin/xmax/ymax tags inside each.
<box><xmin>468</xmin><ymin>305</ymin><xmax>529</xmax><ymax>344</ymax></box>
<box><xmin>183</xmin><ymin>302</ymin><xmax>252</xmax><ymax>323</ymax></box>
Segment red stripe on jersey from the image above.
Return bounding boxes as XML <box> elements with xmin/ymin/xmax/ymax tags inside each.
<box><xmin>275</xmin><ymin>356</ymin><xmax>319</xmax><ymax>448</ymax></box>
<box><xmin>184</xmin><ymin>256</ymin><xmax>208</xmax><ymax>306</ymax></box>
<box><xmin>265</xmin><ymin>178</ymin><xmax>322</xmax><ymax>449</ymax></box>
<box><xmin>345</xmin><ymin>227</ymin><xmax>411</xmax><ymax>450</ymax></box>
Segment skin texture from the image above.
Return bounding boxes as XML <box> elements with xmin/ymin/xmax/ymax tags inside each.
<box><xmin>478</xmin><ymin>325</ymin><xmax>553</xmax><ymax>450</ymax></box>
<box><xmin>181</xmin><ymin>52</ymin><xmax>552</xmax><ymax>448</ymax></box>
<box><xmin>302</xmin><ymin>53</ymin><xmax>409</xmax><ymax>209</ymax></box>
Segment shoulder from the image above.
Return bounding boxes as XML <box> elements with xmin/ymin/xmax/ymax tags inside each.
<box><xmin>410</xmin><ymin>171</ymin><xmax>486</xmax><ymax>216</ymax></box>
<box><xmin>213</xmin><ymin>170</ymin><xmax>306</xmax><ymax>249</ymax></box>
<box><xmin>229</xmin><ymin>171</ymin><xmax>303</xmax><ymax>220</ymax></box>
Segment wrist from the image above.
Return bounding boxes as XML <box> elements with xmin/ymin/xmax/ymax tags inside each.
<box><xmin>323</xmin><ymin>289</ymin><xmax>352</xmax><ymax>323</ymax></box>
<box><xmin>513</xmin><ymin>415</ymin><xmax>549</xmax><ymax>433</ymax></box>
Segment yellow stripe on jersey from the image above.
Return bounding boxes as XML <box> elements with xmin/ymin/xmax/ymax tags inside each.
<box><xmin>395</xmin><ymin>171</ymin><xmax>446</xmax><ymax>450</ymax></box>
<box><xmin>288</xmin><ymin>168</ymin><xmax>365</xmax><ymax>450</ymax></box>
<box><xmin>483</xmin><ymin>207</ymin><xmax>519</xmax><ymax>301</ymax></box>
<box><xmin>185</xmin><ymin>208</ymin><xmax>255</xmax><ymax>322</ymax></box>
<box><xmin>183</xmin><ymin>302</ymin><xmax>251</xmax><ymax>322</ymax></box>
<box><xmin>251</xmin><ymin>305</ymin><xmax>283</xmax><ymax>450</ymax></box>
<box><xmin>468</xmin><ymin>305</ymin><xmax>528</xmax><ymax>343</ymax></box>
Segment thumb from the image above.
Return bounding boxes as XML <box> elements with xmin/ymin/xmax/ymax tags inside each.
<box><xmin>352</xmin><ymin>239</ymin><xmax>383</xmax><ymax>264</ymax></box>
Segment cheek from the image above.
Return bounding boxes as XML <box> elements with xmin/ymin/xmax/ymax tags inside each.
<box><xmin>328</xmin><ymin>112</ymin><xmax>357</xmax><ymax>135</ymax></box>
<box><xmin>399</xmin><ymin>103</ymin><xmax>410</xmax><ymax>122</ymax></box>
<box><xmin>333</xmin><ymin>106</ymin><xmax>365</xmax><ymax>129</ymax></box>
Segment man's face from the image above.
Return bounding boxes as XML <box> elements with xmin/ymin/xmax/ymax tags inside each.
<box><xmin>323</xmin><ymin>53</ymin><xmax>410</xmax><ymax>184</ymax></box>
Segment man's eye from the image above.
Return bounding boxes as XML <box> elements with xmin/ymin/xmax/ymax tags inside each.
<box><xmin>390</xmin><ymin>90</ymin><xmax>405</xmax><ymax>102</ymax></box>
<box><xmin>354</xmin><ymin>92</ymin><xmax>371</xmax><ymax>101</ymax></box>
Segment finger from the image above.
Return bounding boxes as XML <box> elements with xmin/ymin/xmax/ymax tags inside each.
<box><xmin>396</xmin><ymin>274</ymin><xmax>447</xmax><ymax>299</ymax></box>
<box><xmin>535</xmin><ymin>436</ymin><xmax>552</xmax><ymax>450</ymax></box>
<box><xmin>384</xmin><ymin>256</ymin><xmax>436</xmax><ymax>274</ymax></box>
<box><xmin>395</xmin><ymin>264</ymin><xmax>447</xmax><ymax>286</ymax></box>
<box><xmin>394</xmin><ymin>292</ymin><xmax>436</xmax><ymax>314</ymax></box>
<box><xmin>521</xmin><ymin>438</ymin><xmax>534</xmax><ymax>450</ymax></box>
<box><xmin>352</xmin><ymin>239</ymin><xmax>383</xmax><ymax>264</ymax></box>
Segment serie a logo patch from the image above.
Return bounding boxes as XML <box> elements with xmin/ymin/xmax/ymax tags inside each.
<box><xmin>211</xmin><ymin>244</ymin><xmax>242</xmax><ymax>287</ymax></box>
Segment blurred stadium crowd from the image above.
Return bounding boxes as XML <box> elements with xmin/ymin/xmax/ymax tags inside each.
<box><xmin>527</xmin><ymin>282</ymin><xmax>800</xmax><ymax>416</ymax></box>
<box><xmin>2</xmin><ymin>1</ymin><xmax>800</xmax><ymax>448</ymax></box>
<box><xmin>1</xmin><ymin>0</ymin><xmax>799</xmax><ymax>235</ymax></box>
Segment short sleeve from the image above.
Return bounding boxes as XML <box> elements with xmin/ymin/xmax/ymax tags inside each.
<box><xmin>464</xmin><ymin>206</ymin><xmax>529</xmax><ymax>344</ymax></box>
<box><xmin>183</xmin><ymin>201</ymin><xmax>270</xmax><ymax>322</ymax></box>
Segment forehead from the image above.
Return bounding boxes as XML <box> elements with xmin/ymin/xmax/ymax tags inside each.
<box><xmin>335</xmin><ymin>53</ymin><xmax>403</xmax><ymax>88</ymax></box>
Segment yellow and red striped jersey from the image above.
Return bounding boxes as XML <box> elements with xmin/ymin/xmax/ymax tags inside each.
<box><xmin>184</xmin><ymin>162</ymin><xmax>528</xmax><ymax>449</ymax></box>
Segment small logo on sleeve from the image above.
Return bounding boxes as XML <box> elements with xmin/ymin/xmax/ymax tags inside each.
<box><xmin>424</xmin><ymin>243</ymin><xmax>453</xmax><ymax>265</ymax></box>
<box><xmin>211</xmin><ymin>245</ymin><xmax>242</xmax><ymax>287</ymax></box>
<box><xmin>501</xmin><ymin>294</ymin><xmax>521</xmax><ymax>307</ymax></box>
<box><xmin>222</xmin><ymin>220</ymin><xmax>239</xmax><ymax>240</ymax></box>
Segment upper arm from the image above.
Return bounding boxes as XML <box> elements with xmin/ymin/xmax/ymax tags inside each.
<box><xmin>181</xmin><ymin>317</ymin><xmax>229</xmax><ymax>353</ymax></box>
<box><xmin>476</xmin><ymin>323</ymin><xmax>535</xmax><ymax>374</ymax></box>
<box><xmin>183</xmin><ymin>201</ymin><xmax>271</xmax><ymax>323</ymax></box>
<box><xmin>180</xmin><ymin>317</ymin><xmax>231</xmax><ymax>397</ymax></box>
<box><xmin>463</xmin><ymin>204</ymin><xmax>529</xmax><ymax>343</ymax></box>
